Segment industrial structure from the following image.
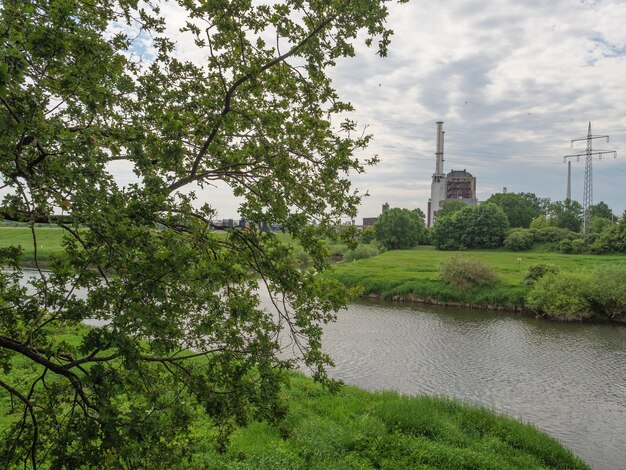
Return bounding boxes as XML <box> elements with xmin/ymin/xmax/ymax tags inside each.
<box><xmin>427</xmin><ymin>122</ymin><xmax>477</xmax><ymax>227</ymax></box>
<box><xmin>563</xmin><ymin>122</ymin><xmax>616</xmax><ymax>233</ymax></box>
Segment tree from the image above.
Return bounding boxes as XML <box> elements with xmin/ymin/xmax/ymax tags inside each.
<box><xmin>485</xmin><ymin>192</ymin><xmax>541</xmax><ymax>228</ymax></box>
<box><xmin>549</xmin><ymin>200</ymin><xmax>583</xmax><ymax>232</ymax></box>
<box><xmin>456</xmin><ymin>203</ymin><xmax>510</xmax><ymax>248</ymax></box>
<box><xmin>588</xmin><ymin>201</ymin><xmax>615</xmax><ymax>221</ymax></box>
<box><xmin>436</xmin><ymin>199</ymin><xmax>466</xmax><ymax>219</ymax></box>
<box><xmin>374</xmin><ymin>208</ymin><xmax>425</xmax><ymax>250</ymax></box>
<box><xmin>431</xmin><ymin>203</ymin><xmax>509</xmax><ymax>250</ymax></box>
<box><xmin>412</xmin><ymin>208</ymin><xmax>426</xmax><ymax>225</ymax></box>
<box><xmin>0</xmin><ymin>0</ymin><xmax>401</xmax><ymax>466</ymax></box>
<box><xmin>530</xmin><ymin>214</ymin><xmax>551</xmax><ymax>229</ymax></box>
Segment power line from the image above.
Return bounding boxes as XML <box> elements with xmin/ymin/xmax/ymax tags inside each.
<box><xmin>563</xmin><ymin>122</ymin><xmax>617</xmax><ymax>233</ymax></box>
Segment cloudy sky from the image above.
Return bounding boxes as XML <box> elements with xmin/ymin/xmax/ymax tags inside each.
<box><xmin>166</xmin><ymin>0</ymin><xmax>625</xmax><ymax>221</ymax></box>
<box><xmin>16</xmin><ymin>0</ymin><xmax>626</xmax><ymax>221</ymax></box>
<box><xmin>327</xmin><ymin>0</ymin><xmax>626</xmax><ymax>220</ymax></box>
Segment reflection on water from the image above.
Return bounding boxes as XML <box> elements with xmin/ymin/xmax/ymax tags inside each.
<box><xmin>321</xmin><ymin>299</ymin><xmax>626</xmax><ymax>470</ymax></box>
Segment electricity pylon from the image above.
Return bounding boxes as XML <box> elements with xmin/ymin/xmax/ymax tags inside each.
<box><xmin>563</xmin><ymin>122</ymin><xmax>616</xmax><ymax>233</ymax></box>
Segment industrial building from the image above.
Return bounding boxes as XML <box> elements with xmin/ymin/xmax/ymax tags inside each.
<box><xmin>427</xmin><ymin>122</ymin><xmax>477</xmax><ymax>227</ymax></box>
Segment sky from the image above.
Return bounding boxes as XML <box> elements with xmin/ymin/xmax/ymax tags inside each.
<box><xmin>176</xmin><ymin>0</ymin><xmax>626</xmax><ymax>221</ymax></box>
<box><xmin>8</xmin><ymin>0</ymin><xmax>626</xmax><ymax>222</ymax></box>
<box><xmin>329</xmin><ymin>0</ymin><xmax>626</xmax><ymax>220</ymax></box>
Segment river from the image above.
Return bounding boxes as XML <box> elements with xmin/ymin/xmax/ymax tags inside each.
<box><xmin>15</xmin><ymin>270</ymin><xmax>626</xmax><ymax>468</ymax></box>
<box><xmin>319</xmin><ymin>299</ymin><xmax>626</xmax><ymax>470</ymax></box>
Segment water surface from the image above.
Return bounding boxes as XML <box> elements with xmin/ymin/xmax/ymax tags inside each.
<box><xmin>320</xmin><ymin>299</ymin><xmax>625</xmax><ymax>470</ymax></box>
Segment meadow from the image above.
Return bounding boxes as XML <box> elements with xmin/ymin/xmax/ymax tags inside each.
<box><xmin>0</xmin><ymin>226</ymin><xmax>65</xmax><ymax>265</ymax></box>
<box><xmin>328</xmin><ymin>246</ymin><xmax>626</xmax><ymax>311</ymax></box>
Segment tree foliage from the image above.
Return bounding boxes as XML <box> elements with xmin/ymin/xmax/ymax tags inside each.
<box><xmin>436</xmin><ymin>199</ymin><xmax>466</xmax><ymax>219</ymax></box>
<box><xmin>374</xmin><ymin>208</ymin><xmax>425</xmax><ymax>250</ymax></box>
<box><xmin>549</xmin><ymin>200</ymin><xmax>583</xmax><ymax>232</ymax></box>
<box><xmin>431</xmin><ymin>203</ymin><xmax>509</xmax><ymax>250</ymax></box>
<box><xmin>485</xmin><ymin>192</ymin><xmax>541</xmax><ymax>228</ymax></box>
<box><xmin>588</xmin><ymin>201</ymin><xmax>614</xmax><ymax>221</ymax></box>
<box><xmin>0</xmin><ymin>0</ymin><xmax>402</xmax><ymax>466</ymax></box>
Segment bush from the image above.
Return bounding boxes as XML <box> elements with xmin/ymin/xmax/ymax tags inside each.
<box><xmin>343</xmin><ymin>243</ymin><xmax>380</xmax><ymax>262</ymax></box>
<box><xmin>559</xmin><ymin>239</ymin><xmax>573</xmax><ymax>253</ymax></box>
<box><xmin>326</xmin><ymin>243</ymin><xmax>348</xmax><ymax>261</ymax></box>
<box><xmin>535</xmin><ymin>226</ymin><xmax>573</xmax><ymax>243</ymax></box>
<box><xmin>440</xmin><ymin>256</ymin><xmax>498</xmax><ymax>291</ymax></box>
<box><xmin>570</xmin><ymin>238</ymin><xmax>586</xmax><ymax>254</ymax></box>
<box><xmin>526</xmin><ymin>272</ymin><xmax>594</xmax><ymax>321</ymax></box>
<box><xmin>587</xmin><ymin>266</ymin><xmax>626</xmax><ymax>320</ymax></box>
<box><xmin>522</xmin><ymin>263</ymin><xmax>560</xmax><ymax>286</ymax></box>
<box><xmin>504</xmin><ymin>230</ymin><xmax>534</xmax><ymax>251</ymax></box>
<box><xmin>374</xmin><ymin>208</ymin><xmax>425</xmax><ymax>250</ymax></box>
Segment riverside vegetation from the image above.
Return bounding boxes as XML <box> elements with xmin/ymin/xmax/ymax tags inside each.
<box><xmin>329</xmin><ymin>246</ymin><xmax>626</xmax><ymax>322</ymax></box>
<box><xmin>3</xmin><ymin>226</ymin><xmax>624</xmax><ymax>321</ymax></box>
<box><xmin>0</xmin><ymin>226</ymin><xmax>594</xmax><ymax>467</ymax></box>
<box><xmin>0</xmin><ymin>325</ymin><xmax>589</xmax><ymax>469</ymax></box>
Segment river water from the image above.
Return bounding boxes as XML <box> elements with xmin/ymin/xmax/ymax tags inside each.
<box><xmin>318</xmin><ymin>299</ymin><xmax>626</xmax><ymax>470</ymax></box>
<box><xmin>15</xmin><ymin>271</ymin><xmax>625</xmax><ymax>468</ymax></box>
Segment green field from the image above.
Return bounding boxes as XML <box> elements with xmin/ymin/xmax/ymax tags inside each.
<box><xmin>328</xmin><ymin>246</ymin><xmax>626</xmax><ymax>311</ymax></box>
<box><xmin>0</xmin><ymin>327</ymin><xmax>588</xmax><ymax>469</ymax></box>
<box><xmin>0</xmin><ymin>226</ymin><xmax>66</xmax><ymax>264</ymax></box>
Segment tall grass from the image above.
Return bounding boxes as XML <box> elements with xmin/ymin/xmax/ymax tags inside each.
<box><xmin>192</xmin><ymin>375</ymin><xmax>588</xmax><ymax>469</ymax></box>
<box><xmin>1</xmin><ymin>329</ymin><xmax>589</xmax><ymax>469</ymax></box>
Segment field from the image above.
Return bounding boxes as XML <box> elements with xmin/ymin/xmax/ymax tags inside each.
<box><xmin>328</xmin><ymin>246</ymin><xmax>626</xmax><ymax>310</ymax></box>
<box><xmin>0</xmin><ymin>226</ymin><xmax>66</xmax><ymax>265</ymax></box>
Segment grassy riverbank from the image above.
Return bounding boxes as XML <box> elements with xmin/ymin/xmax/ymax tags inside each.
<box><xmin>0</xmin><ymin>327</ymin><xmax>588</xmax><ymax>469</ymax></box>
<box><xmin>0</xmin><ymin>226</ymin><xmax>65</xmax><ymax>265</ymax></box>
<box><xmin>329</xmin><ymin>246</ymin><xmax>626</xmax><ymax>312</ymax></box>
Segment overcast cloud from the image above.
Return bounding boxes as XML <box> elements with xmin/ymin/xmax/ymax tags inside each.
<box><xmin>325</xmin><ymin>0</ymin><xmax>626</xmax><ymax>221</ymax></box>
<box><xmin>12</xmin><ymin>0</ymin><xmax>626</xmax><ymax>221</ymax></box>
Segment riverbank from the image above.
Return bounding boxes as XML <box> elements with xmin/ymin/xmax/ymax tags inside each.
<box><xmin>0</xmin><ymin>328</ymin><xmax>589</xmax><ymax>468</ymax></box>
<box><xmin>195</xmin><ymin>374</ymin><xmax>589</xmax><ymax>469</ymax></box>
<box><xmin>328</xmin><ymin>246</ymin><xmax>626</xmax><ymax>320</ymax></box>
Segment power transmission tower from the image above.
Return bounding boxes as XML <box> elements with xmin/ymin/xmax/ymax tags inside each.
<box><xmin>563</xmin><ymin>122</ymin><xmax>616</xmax><ymax>233</ymax></box>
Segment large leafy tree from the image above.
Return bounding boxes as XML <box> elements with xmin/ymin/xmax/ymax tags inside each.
<box><xmin>431</xmin><ymin>203</ymin><xmax>509</xmax><ymax>250</ymax></box>
<box><xmin>588</xmin><ymin>201</ymin><xmax>615</xmax><ymax>221</ymax></box>
<box><xmin>549</xmin><ymin>200</ymin><xmax>583</xmax><ymax>232</ymax></box>
<box><xmin>485</xmin><ymin>192</ymin><xmax>541</xmax><ymax>228</ymax></box>
<box><xmin>374</xmin><ymin>207</ymin><xmax>425</xmax><ymax>250</ymax></box>
<box><xmin>0</xmin><ymin>0</ymin><xmax>403</xmax><ymax>466</ymax></box>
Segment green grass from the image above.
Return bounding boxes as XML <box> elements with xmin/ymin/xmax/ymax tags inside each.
<box><xmin>328</xmin><ymin>246</ymin><xmax>626</xmax><ymax>310</ymax></box>
<box><xmin>1</xmin><ymin>328</ymin><xmax>589</xmax><ymax>469</ymax></box>
<box><xmin>193</xmin><ymin>375</ymin><xmax>588</xmax><ymax>469</ymax></box>
<box><xmin>0</xmin><ymin>226</ymin><xmax>66</xmax><ymax>265</ymax></box>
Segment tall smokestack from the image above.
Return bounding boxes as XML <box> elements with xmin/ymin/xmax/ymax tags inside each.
<box><xmin>435</xmin><ymin>121</ymin><xmax>444</xmax><ymax>176</ymax></box>
<box><xmin>566</xmin><ymin>160</ymin><xmax>572</xmax><ymax>201</ymax></box>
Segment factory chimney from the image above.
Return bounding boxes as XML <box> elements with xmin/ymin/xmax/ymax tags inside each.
<box><xmin>566</xmin><ymin>161</ymin><xmax>571</xmax><ymax>201</ymax></box>
<box><xmin>435</xmin><ymin>121</ymin><xmax>444</xmax><ymax>176</ymax></box>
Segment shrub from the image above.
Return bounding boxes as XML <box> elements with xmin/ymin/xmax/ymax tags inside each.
<box><xmin>440</xmin><ymin>256</ymin><xmax>498</xmax><ymax>291</ymax></box>
<box><xmin>570</xmin><ymin>238</ymin><xmax>586</xmax><ymax>254</ymax></box>
<box><xmin>343</xmin><ymin>243</ymin><xmax>380</xmax><ymax>262</ymax></box>
<box><xmin>535</xmin><ymin>226</ymin><xmax>572</xmax><ymax>243</ymax></box>
<box><xmin>587</xmin><ymin>266</ymin><xmax>626</xmax><ymax>320</ymax></box>
<box><xmin>522</xmin><ymin>263</ymin><xmax>560</xmax><ymax>286</ymax></box>
<box><xmin>326</xmin><ymin>243</ymin><xmax>348</xmax><ymax>261</ymax></box>
<box><xmin>526</xmin><ymin>272</ymin><xmax>594</xmax><ymax>321</ymax></box>
<box><xmin>559</xmin><ymin>239</ymin><xmax>573</xmax><ymax>253</ymax></box>
<box><xmin>504</xmin><ymin>230</ymin><xmax>534</xmax><ymax>251</ymax></box>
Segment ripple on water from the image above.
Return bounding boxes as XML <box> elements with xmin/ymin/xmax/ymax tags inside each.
<box><xmin>322</xmin><ymin>301</ymin><xmax>626</xmax><ymax>470</ymax></box>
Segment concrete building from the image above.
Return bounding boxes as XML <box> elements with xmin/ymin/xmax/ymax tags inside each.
<box><xmin>427</xmin><ymin>122</ymin><xmax>477</xmax><ymax>227</ymax></box>
<box><xmin>362</xmin><ymin>217</ymin><xmax>378</xmax><ymax>228</ymax></box>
